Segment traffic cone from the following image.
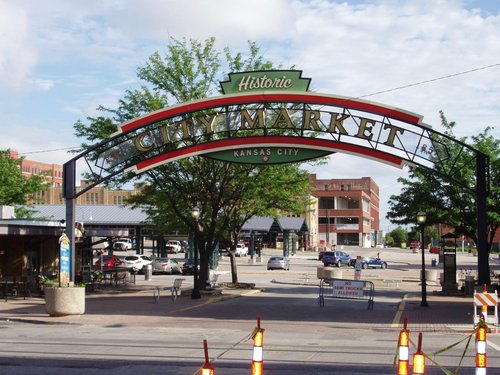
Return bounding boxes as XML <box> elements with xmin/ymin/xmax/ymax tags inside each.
<box><xmin>251</xmin><ymin>315</ymin><xmax>264</xmax><ymax>375</ymax></box>
<box><xmin>412</xmin><ymin>333</ymin><xmax>425</xmax><ymax>375</ymax></box>
<box><xmin>201</xmin><ymin>339</ymin><xmax>215</xmax><ymax>375</ymax></box>
<box><xmin>476</xmin><ymin>319</ymin><xmax>487</xmax><ymax>375</ymax></box>
<box><xmin>397</xmin><ymin>317</ymin><xmax>410</xmax><ymax>375</ymax></box>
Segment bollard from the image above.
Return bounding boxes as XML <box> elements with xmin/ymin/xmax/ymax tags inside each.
<box><xmin>397</xmin><ymin>317</ymin><xmax>410</xmax><ymax>375</ymax></box>
<box><xmin>201</xmin><ymin>339</ymin><xmax>215</xmax><ymax>375</ymax></box>
<box><xmin>412</xmin><ymin>333</ymin><xmax>425</xmax><ymax>374</ymax></box>
<box><xmin>251</xmin><ymin>315</ymin><xmax>264</xmax><ymax>375</ymax></box>
<box><xmin>476</xmin><ymin>320</ymin><xmax>487</xmax><ymax>375</ymax></box>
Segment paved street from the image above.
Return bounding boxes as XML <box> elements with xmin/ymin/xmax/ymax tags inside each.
<box><xmin>0</xmin><ymin>246</ymin><xmax>499</xmax><ymax>374</ymax></box>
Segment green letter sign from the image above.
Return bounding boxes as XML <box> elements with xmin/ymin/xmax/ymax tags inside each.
<box><xmin>220</xmin><ymin>70</ymin><xmax>311</xmax><ymax>94</ymax></box>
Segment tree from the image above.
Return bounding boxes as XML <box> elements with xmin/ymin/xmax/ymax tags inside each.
<box><xmin>74</xmin><ymin>38</ymin><xmax>314</xmax><ymax>287</ymax></box>
<box><xmin>0</xmin><ymin>150</ymin><xmax>48</xmax><ymax>215</ymax></box>
<box><xmin>387</xmin><ymin>113</ymin><xmax>499</xmax><ymax>282</ymax></box>
<box><xmin>389</xmin><ymin>227</ymin><xmax>408</xmax><ymax>247</ymax></box>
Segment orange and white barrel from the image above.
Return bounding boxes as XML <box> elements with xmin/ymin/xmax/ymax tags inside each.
<box><xmin>251</xmin><ymin>316</ymin><xmax>264</xmax><ymax>375</ymax></box>
<box><xmin>397</xmin><ymin>317</ymin><xmax>410</xmax><ymax>375</ymax></box>
<box><xmin>476</xmin><ymin>323</ymin><xmax>487</xmax><ymax>375</ymax></box>
<box><xmin>412</xmin><ymin>332</ymin><xmax>425</xmax><ymax>375</ymax></box>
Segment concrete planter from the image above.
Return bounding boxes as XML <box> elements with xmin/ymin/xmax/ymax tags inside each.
<box><xmin>323</xmin><ymin>267</ymin><xmax>342</xmax><ymax>279</ymax></box>
<box><xmin>317</xmin><ymin>266</ymin><xmax>325</xmax><ymax>279</ymax></box>
<box><xmin>44</xmin><ymin>286</ymin><xmax>85</xmax><ymax>316</ymax></box>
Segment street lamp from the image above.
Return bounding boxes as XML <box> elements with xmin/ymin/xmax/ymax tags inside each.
<box><xmin>191</xmin><ymin>206</ymin><xmax>201</xmax><ymax>299</ymax></box>
<box><xmin>416</xmin><ymin>211</ymin><xmax>429</xmax><ymax>307</ymax></box>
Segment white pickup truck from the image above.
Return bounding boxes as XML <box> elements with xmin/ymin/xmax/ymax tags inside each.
<box><xmin>166</xmin><ymin>240</ymin><xmax>182</xmax><ymax>253</ymax></box>
<box><xmin>113</xmin><ymin>238</ymin><xmax>133</xmax><ymax>251</ymax></box>
<box><xmin>235</xmin><ymin>243</ymin><xmax>248</xmax><ymax>257</ymax></box>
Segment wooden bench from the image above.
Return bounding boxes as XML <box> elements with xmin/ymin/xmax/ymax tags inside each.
<box><xmin>383</xmin><ymin>279</ymin><xmax>402</xmax><ymax>288</ymax></box>
<box><xmin>153</xmin><ymin>278</ymin><xmax>185</xmax><ymax>303</ymax></box>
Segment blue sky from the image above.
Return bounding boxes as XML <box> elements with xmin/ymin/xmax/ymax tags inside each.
<box><xmin>0</xmin><ymin>0</ymin><xmax>499</xmax><ymax>231</ymax></box>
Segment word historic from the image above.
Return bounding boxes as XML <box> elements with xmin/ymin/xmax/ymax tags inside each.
<box><xmin>133</xmin><ymin>108</ymin><xmax>406</xmax><ymax>153</ymax></box>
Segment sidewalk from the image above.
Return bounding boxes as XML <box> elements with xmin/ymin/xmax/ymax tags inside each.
<box><xmin>0</xmin><ymin>274</ymin><xmax>482</xmax><ymax>334</ymax></box>
<box><xmin>0</xmin><ymin>276</ymin><xmax>260</xmax><ymax>327</ymax></box>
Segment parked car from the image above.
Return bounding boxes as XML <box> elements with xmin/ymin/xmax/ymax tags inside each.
<box><xmin>95</xmin><ymin>255</ymin><xmax>123</xmax><ymax>269</ymax></box>
<box><xmin>166</xmin><ymin>240</ymin><xmax>182</xmax><ymax>253</ymax></box>
<box><xmin>165</xmin><ymin>245</ymin><xmax>179</xmax><ymax>254</ymax></box>
<box><xmin>152</xmin><ymin>258</ymin><xmax>181</xmax><ymax>274</ymax></box>
<box><xmin>322</xmin><ymin>251</ymin><xmax>351</xmax><ymax>267</ymax></box>
<box><xmin>267</xmin><ymin>256</ymin><xmax>290</xmax><ymax>270</ymax></box>
<box><xmin>235</xmin><ymin>243</ymin><xmax>248</xmax><ymax>257</ymax></box>
<box><xmin>318</xmin><ymin>250</ymin><xmax>327</xmax><ymax>261</ymax></box>
<box><xmin>182</xmin><ymin>258</ymin><xmax>200</xmax><ymax>275</ymax></box>
<box><xmin>429</xmin><ymin>246</ymin><xmax>441</xmax><ymax>254</ymax></box>
<box><xmin>352</xmin><ymin>257</ymin><xmax>388</xmax><ymax>269</ymax></box>
<box><xmin>113</xmin><ymin>238</ymin><xmax>133</xmax><ymax>251</ymax></box>
<box><xmin>122</xmin><ymin>255</ymin><xmax>152</xmax><ymax>271</ymax></box>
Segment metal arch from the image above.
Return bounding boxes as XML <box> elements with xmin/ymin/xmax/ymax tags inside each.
<box><xmin>63</xmin><ymin>91</ymin><xmax>490</xmax><ymax>284</ymax></box>
<box><xmin>65</xmin><ymin>94</ymin><xmax>486</xmax><ymax>196</ymax></box>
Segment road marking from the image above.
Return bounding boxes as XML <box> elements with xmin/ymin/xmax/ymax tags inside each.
<box><xmin>488</xmin><ymin>340</ymin><xmax>500</xmax><ymax>352</ymax></box>
<box><xmin>391</xmin><ymin>293</ymin><xmax>409</xmax><ymax>328</ymax></box>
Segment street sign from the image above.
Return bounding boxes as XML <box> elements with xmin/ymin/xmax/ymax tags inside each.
<box><xmin>332</xmin><ymin>280</ymin><xmax>364</xmax><ymax>298</ymax></box>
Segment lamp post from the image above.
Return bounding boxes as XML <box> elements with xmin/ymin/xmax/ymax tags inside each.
<box><xmin>416</xmin><ymin>211</ymin><xmax>429</xmax><ymax>307</ymax></box>
<box><xmin>191</xmin><ymin>206</ymin><xmax>201</xmax><ymax>299</ymax></box>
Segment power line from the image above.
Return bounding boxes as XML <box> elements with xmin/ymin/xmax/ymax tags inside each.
<box><xmin>358</xmin><ymin>62</ymin><xmax>500</xmax><ymax>98</ymax></box>
<box><xmin>18</xmin><ymin>147</ymin><xmax>79</xmax><ymax>155</ymax></box>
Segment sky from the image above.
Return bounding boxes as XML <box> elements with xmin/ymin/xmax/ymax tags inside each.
<box><xmin>0</xmin><ymin>0</ymin><xmax>499</xmax><ymax>232</ymax></box>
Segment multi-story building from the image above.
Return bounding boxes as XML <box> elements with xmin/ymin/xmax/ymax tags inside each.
<box><xmin>310</xmin><ymin>174</ymin><xmax>380</xmax><ymax>248</ymax></box>
<box><xmin>45</xmin><ymin>180</ymin><xmax>144</xmax><ymax>206</ymax></box>
<box><xmin>9</xmin><ymin>150</ymin><xmax>63</xmax><ymax>186</ymax></box>
<box><xmin>8</xmin><ymin>150</ymin><xmax>140</xmax><ymax>205</ymax></box>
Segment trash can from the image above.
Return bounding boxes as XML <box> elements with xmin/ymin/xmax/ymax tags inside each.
<box><xmin>464</xmin><ymin>276</ymin><xmax>475</xmax><ymax>296</ymax></box>
<box><xmin>431</xmin><ymin>259</ymin><xmax>437</xmax><ymax>267</ymax></box>
<box><xmin>144</xmin><ymin>264</ymin><xmax>153</xmax><ymax>281</ymax></box>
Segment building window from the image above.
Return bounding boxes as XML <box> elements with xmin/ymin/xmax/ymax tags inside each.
<box><xmin>318</xmin><ymin>197</ymin><xmax>334</xmax><ymax>209</ymax></box>
<box><xmin>362</xmin><ymin>199</ymin><xmax>370</xmax><ymax>213</ymax></box>
<box><xmin>323</xmin><ymin>184</ymin><xmax>329</xmax><ymax>191</ymax></box>
<box><xmin>340</xmin><ymin>184</ymin><xmax>345</xmax><ymax>191</ymax></box>
<box><xmin>347</xmin><ymin>184</ymin><xmax>351</xmax><ymax>191</ymax></box>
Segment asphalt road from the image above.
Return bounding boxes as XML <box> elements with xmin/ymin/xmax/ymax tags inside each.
<box><xmin>0</xmin><ymin>246</ymin><xmax>499</xmax><ymax>374</ymax></box>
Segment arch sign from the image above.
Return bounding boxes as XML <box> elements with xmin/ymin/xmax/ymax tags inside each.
<box><xmin>63</xmin><ymin>70</ymin><xmax>489</xmax><ymax>284</ymax></box>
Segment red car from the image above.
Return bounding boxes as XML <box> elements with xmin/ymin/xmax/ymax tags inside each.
<box><xmin>95</xmin><ymin>255</ymin><xmax>123</xmax><ymax>269</ymax></box>
<box><xmin>429</xmin><ymin>246</ymin><xmax>441</xmax><ymax>254</ymax></box>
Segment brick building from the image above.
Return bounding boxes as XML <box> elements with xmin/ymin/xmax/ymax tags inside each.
<box><xmin>8</xmin><ymin>150</ymin><xmax>140</xmax><ymax>205</ymax></box>
<box><xmin>310</xmin><ymin>174</ymin><xmax>380</xmax><ymax>248</ymax></box>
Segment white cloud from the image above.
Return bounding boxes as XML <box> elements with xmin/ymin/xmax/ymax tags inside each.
<box><xmin>0</xmin><ymin>1</ymin><xmax>38</xmax><ymax>91</ymax></box>
<box><xmin>0</xmin><ymin>0</ymin><xmax>498</xmax><ymax>229</ymax></box>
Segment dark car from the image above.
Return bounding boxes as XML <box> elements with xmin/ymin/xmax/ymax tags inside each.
<box><xmin>322</xmin><ymin>251</ymin><xmax>351</xmax><ymax>267</ymax></box>
<box><xmin>95</xmin><ymin>255</ymin><xmax>123</xmax><ymax>269</ymax></box>
<box><xmin>352</xmin><ymin>257</ymin><xmax>388</xmax><ymax>269</ymax></box>
<box><xmin>182</xmin><ymin>258</ymin><xmax>200</xmax><ymax>275</ymax></box>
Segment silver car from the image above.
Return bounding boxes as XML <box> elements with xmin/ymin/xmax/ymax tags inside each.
<box><xmin>267</xmin><ymin>256</ymin><xmax>290</xmax><ymax>271</ymax></box>
<box><xmin>152</xmin><ymin>258</ymin><xmax>181</xmax><ymax>274</ymax></box>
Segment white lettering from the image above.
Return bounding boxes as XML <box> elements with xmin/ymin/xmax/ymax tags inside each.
<box><xmin>237</xmin><ymin>74</ymin><xmax>293</xmax><ymax>92</ymax></box>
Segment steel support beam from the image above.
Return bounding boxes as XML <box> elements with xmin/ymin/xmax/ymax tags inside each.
<box><xmin>476</xmin><ymin>152</ymin><xmax>489</xmax><ymax>285</ymax></box>
<box><xmin>63</xmin><ymin>160</ymin><xmax>76</xmax><ymax>283</ymax></box>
